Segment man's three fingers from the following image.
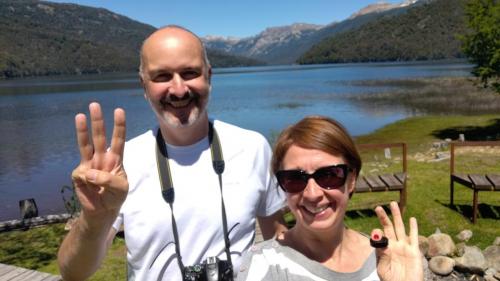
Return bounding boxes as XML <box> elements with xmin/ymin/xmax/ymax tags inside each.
<box><xmin>84</xmin><ymin>169</ymin><xmax>128</xmax><ymax>193</ymax></box>
<box><xmin>89</xmin><ymin>103</ymin><xmax>107</xmax><ymax>170</ymax></box>
<box><xmin>75</xmin><ymin>113</ymin><xmax>93</xmax><ymax>164</ymax></box>
<box><xmin>75</xmin><ymin>103</ymin><xmax>126</xmax><ymax>168</ymax></box>
<box><xmin>110</xmin><ymin>108</ymin><xmax>126</xmax><ymax>162</ymax></box>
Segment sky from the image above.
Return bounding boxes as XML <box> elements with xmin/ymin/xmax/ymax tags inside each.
<box><xmin>46</xmin><ymin>0</ymin><xmax>404</xmax><ymax>38</ymax></box>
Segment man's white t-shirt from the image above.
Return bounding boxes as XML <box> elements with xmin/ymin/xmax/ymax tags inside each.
<box><xmin>113</xmin><ymin>119</ymin><xmax>285</xmax><ymax>280</ymax></box>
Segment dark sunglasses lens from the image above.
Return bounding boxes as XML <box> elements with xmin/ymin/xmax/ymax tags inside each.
<box><xmin>315</xmin><ymin>166</ymin><xmax>347</xmax><ymax>189</ymax></box>
<box><xmin>277</xmin><ymin>171</ymin><xmax>306</xmax><ymax>193</ymax></box>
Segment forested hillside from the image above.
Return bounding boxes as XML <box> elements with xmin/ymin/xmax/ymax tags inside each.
<box><xmin>298</xmin><ymin>0</ymin><xmax>467</xmax><ymax>64</ymax></box>
<box><xmin>0</xmin><ymin>0</ymin><xmax>262</xmax><ymax>79</ymax></box>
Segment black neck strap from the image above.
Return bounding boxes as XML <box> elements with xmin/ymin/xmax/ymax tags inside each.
<box><xmin>155</xmin><ymin>122</ymin><xmax>232</xmax><ymax>273</ymax></box>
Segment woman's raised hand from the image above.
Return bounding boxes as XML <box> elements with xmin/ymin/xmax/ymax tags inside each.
<box><xmin>372</xmin><ymin>201</ymin><xmax>423</xmax><ymax>281</ymax></box>
<box><xmin>71</xmin><ymin>102</ymin><xmax>128</xmax><ymax>219</ymax></box>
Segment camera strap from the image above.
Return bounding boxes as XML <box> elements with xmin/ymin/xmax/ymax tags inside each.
<box><xmin>155</xmin><ymin>121</ymin><xmax>233</xmax><ymax>274</ymax></box>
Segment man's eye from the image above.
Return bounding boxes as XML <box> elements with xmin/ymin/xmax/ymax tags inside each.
<box><xmin>151</xmin><ymin>74</ymin><xmax>172</xmax><ymax>82</ymax></box>
<box><xmin>181</xmin><ymin>70</ymin><xmax>200</xmax><ymax>80</ymax></box>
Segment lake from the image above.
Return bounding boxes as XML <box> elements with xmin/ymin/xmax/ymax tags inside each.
<box><xmin>0</xmin><ymin>61</ymin><xmax>472</xmax><ymax>221</ymax></box>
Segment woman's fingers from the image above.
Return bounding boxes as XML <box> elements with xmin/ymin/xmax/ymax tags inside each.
<box><xmin>389</xmin><ymin>201</ymin><xmax>407</xmax><ymax>241</ymax></box>
<box><xmin>375</xmin><ymin>205</ymin><xmax>396</xmax><ymax>240</ymax></box>
<box><xmin>409</xmin><ymin>217</ymin><xmax>419</xmax><ymax>248</ymax></box>
<box><xmin>75</xmin><ymin>113</ymin><xmax>93</xmax><ymax>164</ymax></box>
<box><xmin>109</xmin><ymin>108</ymin><xmax>126</xmax><ymax>161</ymax></box>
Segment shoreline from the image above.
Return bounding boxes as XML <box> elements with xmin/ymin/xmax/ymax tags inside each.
<box><xmin>343</xmin><ymin>76</ymin><xmax>500</xmax><ymax>115</ymax></box>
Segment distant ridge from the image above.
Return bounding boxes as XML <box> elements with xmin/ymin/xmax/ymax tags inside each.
<box><xmin>203</xmin><ymin>1</ymin><xmax>422</xmax><ymax>65</ymax></box>
<box><xmin>348</xmin><ymin>0</ymin><xmax>418</xmax><ymax>19</ymax></box>
<box><xmin>298</xmin><ymin>0</ymin><xmax>466</xmax><ymax>64</ymax></box>
<box><xmin>0</xmin><ymin>0</ymin><xmax>154</xmax><ymax>78</ymax></box>
<box><xmin>0</xmin><ymin>0</ymin><xmax>469</xmax><ymax>78</ymax></box>
<box><xmin>0</xmin><ymin>0</ymin><xmax>262</xmax><ymax>79</ymax></box>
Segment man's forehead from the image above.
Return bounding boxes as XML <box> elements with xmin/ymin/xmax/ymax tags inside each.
<box><xmin>140</xmin><ymin>27</ymin><xmax>208</xmax><ymax>74</ymax></box>
<box><xmin>145</xmin><ymin>28</ymin><xmax>201</xmax><ymax>49</ymax></box>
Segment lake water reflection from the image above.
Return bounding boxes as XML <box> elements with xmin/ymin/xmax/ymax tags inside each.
<box><xmin>0</xmin><ymin>61</ymin><xmax>471</xmax><ymax>220</ymax></box>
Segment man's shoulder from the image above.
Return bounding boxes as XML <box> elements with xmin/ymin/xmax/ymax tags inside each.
<box><xmin>213</xmin><ymin>119</ymin><xmax>267</xmax><ymax>145</ymax></box>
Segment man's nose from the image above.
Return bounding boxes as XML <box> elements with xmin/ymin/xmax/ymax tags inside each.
<box><xmin>168</xmin><ymin>74</ymin><xmax>188</xmax><ymax>96</ymax></box>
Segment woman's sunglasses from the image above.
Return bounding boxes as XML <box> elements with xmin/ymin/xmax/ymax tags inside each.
<box><xmin>276</xmin><ymin>164</ymin><xmax>351</xmax><ymax>193</ymax></box>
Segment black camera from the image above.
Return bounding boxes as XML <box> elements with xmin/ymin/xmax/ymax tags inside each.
<box><xmin>183</xmin><ymin>256</ymin><xmax>233</xmax><ymax>281</ymax></box>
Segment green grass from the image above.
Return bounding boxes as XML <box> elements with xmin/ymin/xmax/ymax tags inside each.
<box><xmin>346</xmin><ymin>114</ymin><xmax>500</xmax><ymax>249</ymax></box>
<box><xmin>0</xmin><ymin>224</ymin><xmax>126</xmax><ymax>279</ymax></box>
<box><xmin>0</xmin><ymin>114</ymin><xmax>499</xmax><ymax>279</ymax></box>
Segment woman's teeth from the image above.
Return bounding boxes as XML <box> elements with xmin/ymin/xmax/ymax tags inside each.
<box><xmin>305</xmin><ymin>205</ymin><xmax>328</xmax><ymax>214</ymax></box>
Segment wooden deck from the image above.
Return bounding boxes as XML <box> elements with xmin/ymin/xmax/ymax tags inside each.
<box><xmin>0</xmin><ymin>263</ymin><xmax>61</xmax><ymax>281</ymax></box>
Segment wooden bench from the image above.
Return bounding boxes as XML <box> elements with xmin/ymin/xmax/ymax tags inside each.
<box><xmin>355</xmin><ymin>143</ymin><xmax>408</xmax><ymax>214</ymax></box>
<box><xmin>450</xmin><ymin>141</ymin><xmax>500</xmax><ymax>223</ymax></box>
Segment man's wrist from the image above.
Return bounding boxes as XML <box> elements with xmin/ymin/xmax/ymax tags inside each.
<box><xmin>77</xmin><ymin>210</ymin><xmax>119</xmax><ymax>239</ymax></box>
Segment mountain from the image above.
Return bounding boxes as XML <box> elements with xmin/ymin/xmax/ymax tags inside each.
<box><xmin>0</xmin><ymin>0</ymin><xmax>261</xmax><ymax>79</ymax></box>
<box><xmin>298</xmin><ymin>0</ymin><xmax>467</xmax><ymax>64</ymax></box>
<box><xmin>203</xmin><ymin>1</ymin><xmax>422</xmax><ymax>65</ymax></box>
<box><xmin>206</xmin><ymin>49</ymin><xmax>264</xmax><ymax>68</ymax></box>
<box><xmin>0</xmin><ymin>0</ymin><xmax>154</xmax><ymax>78</ymax></box>
<box><xmin>348</xmin><ymin>0</ymin><xmax>418</xmax><ymax>19</ymax></box>
<box><xmin>203</xmin><ymin>23</ymin><xmax>322</xmax><ymax>65</ymax></box>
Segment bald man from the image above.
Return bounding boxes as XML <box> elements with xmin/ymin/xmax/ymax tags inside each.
<box><xmin>57</xmin><ymin>25</ymin><xmax>287</xmax><ymax>280</ymax></box>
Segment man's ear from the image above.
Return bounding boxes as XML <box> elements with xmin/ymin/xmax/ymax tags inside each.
<box><xmin>139</xmin><ymin>75</ymin><xmax>148</xmax><ymax>100</ymax></box>
<box><xmin>208</xmin><ymin>67</ymin><xmax>212</xmax><ymax>84</ymax></box>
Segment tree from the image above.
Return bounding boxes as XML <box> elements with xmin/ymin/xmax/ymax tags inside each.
<box><xmin>460</xmin><ymin>0</ymin><xmax>500</xmax><ymax>93</ymax></box>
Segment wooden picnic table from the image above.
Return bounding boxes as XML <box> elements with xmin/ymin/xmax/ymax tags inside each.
<box><xmin>355</xmin><ymin>142</ymin><xmax>408</xmax><ymax>214</ymax></box>
<box><xmin>450</xmin><ymin>141</ymin><xmax>500</xmax><ymax>223</ymax></box>
<box><xmin>0</xmin><ymin>263</ymin><xmax>61</xmax><ymax>281</ymax></box>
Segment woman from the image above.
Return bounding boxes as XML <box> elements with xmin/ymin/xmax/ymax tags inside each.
<box><xmin>237</xmin><ymin>116</ymin><xmax>423</xmax><ymax>281</ymax></box>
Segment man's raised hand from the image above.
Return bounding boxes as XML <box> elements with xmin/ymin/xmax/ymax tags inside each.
<box><xmin>71</xmin><ymin>102</ymin><xmax>128</xmax><ymax>218</ymax></box>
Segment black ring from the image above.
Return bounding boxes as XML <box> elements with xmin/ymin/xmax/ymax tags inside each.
<box><xmin>370</xmin><ymin>236</ymin><xmax>389</xmax><ymax>248</ymax></box>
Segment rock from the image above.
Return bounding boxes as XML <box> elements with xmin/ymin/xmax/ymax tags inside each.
<box><xmin>484</xmin><ymin>268</ymin><xmax>497</xmax><ymax>281</ymax></box>
<box><xmin>436</xmin><ymin>151</ymin><xmax>450</xmax><ymax>159</ymax></box>
<box><xmin>456</xmin><ymin>230</ymin><xmax>473</xmax><ymax>242</ymax></box>
<box><xmin>422</xmin><ymin>255</ymin><xmax>434</xmax><ymax>281</ymax></box>
<box><xmin>414</xmin><ymin>152</ymin><xmax>426</xmax><ymax>162</ymax></box>
<box><xmin>419</xmin><ymin>235</ymin><xmax>429</xmax><ymax>257</ymax></box>
<box><xmin>483</xmin><ymin>245</ymin><xmax>500</xmax><ymax>271</ymax></box>
<box><xmin>456</xmin><ymin>242</ymin><xmax>466</xmax><ymax>256</ymax></box>
<box><xmin>494</xmin><ymin>237</ymin><xmax>500</xmax><ymax>246</ymax></box>
<box><xmin>428</xmin><ymin>233</ymin><xmax>456</xmax><ymax>257</ymax></box>
<box><xmin>429</xmin><ymin>256</ymin><xmax>455</xmax><ymax>276</ymax></box>
<box><xmin>454</xmin><ymin>245</ymin><xmax>488</xmax><ymax>274</ymax></box>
